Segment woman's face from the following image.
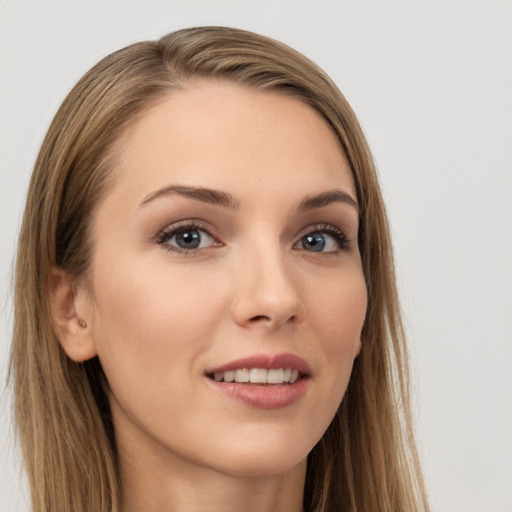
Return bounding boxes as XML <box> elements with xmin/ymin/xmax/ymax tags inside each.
<box><xmin>79</xmin><ymin>82</ymin><xmax>367</xmax><ymax>478</ymax></box>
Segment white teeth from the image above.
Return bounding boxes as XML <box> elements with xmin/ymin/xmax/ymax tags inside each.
<box><xmin>235</xmin><ymin>369</ymin><xmax>250</xmax><ymax>383</ymax></box>
<box><xmin>249</xmin><ymin>368</ymin><xmax>267</xmax><ymax>383</ymax></box>
<box><xmin>211</xmin><ymin>368</ymin><xmax>301</xmax><ymax>384</ymax></box>
<box><xmin>267</xmin><ymin>368</ymin><xmax>284</xmax><ymax>384</ymax></box>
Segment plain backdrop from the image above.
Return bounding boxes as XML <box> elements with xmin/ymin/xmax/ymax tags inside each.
<box><xmin>1</xmin><ymin>1</ymin><xmax>511</xmax><ymax>511</ymax></box>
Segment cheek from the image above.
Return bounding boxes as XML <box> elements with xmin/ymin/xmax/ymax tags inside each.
<box><xmin>305</xmin><ymin>266</ymin><xmax>366</xmax><ymax>414</ymax></box>
<box><xmin>307</xmin><ymin>269</ymin><xmax>367</xmax><ymax>357</ymax></box>
<box><xmin>295</xmin><ymin>268</ymin><xmax>366</xmax><ymax>442</ymax></box>
<box><xmin>88</xmin><ymin>257</ymin><xmax>230</xmax><ymax>384</ymax></box>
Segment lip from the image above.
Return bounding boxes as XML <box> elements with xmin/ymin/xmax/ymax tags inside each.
<box><xmin>206</xmin><ymin>352</ymin><xmax>312</xmax><ymax>375</ymax></box>
<box><xmin>205</xmin><ymin>353</ymin><xmax>311</xmax><ymax>410</ymax></box>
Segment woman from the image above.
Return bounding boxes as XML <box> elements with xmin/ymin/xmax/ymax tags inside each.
<box><xmin>10</xmin><ymin>26</ymin><xmax>429</xmax><ymax>512</ymax></box>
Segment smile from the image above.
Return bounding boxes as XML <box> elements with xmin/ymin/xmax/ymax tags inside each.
<box><xmin>205</xmin><ymin>353</ymin><xmax>310</xmax><ymax>409</ymax></box>
<box><xmin>208</xmin><ymin>368</ymin><xmax>301</xmax><ymax>385</ymax></box>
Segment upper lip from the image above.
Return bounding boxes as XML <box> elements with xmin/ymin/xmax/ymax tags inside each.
<box><xmin>206</xmin><ymin>352</ymin><xmax>312</xmax><ymax>375</ymax></box>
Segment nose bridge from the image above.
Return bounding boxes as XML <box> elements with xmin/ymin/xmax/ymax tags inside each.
<box><xmin>232</xmin><ymin>232</ymin><xmax>302</xmax><ymax>329</ymax></box>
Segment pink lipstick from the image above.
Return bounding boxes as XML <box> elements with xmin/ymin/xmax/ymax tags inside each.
<box><xmin>205</xmin><ymin>353</ymin><xmax>310</xmax><ymax>410</ymax></box>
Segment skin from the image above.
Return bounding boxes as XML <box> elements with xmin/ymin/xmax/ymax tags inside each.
<box><xmin>51</xmin><ymin>81</ymin><xmax>367</xmax><ymax>512</ymax></box>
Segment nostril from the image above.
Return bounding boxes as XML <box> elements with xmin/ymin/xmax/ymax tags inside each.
<box><xmin>249</xmin><ymin>315</ymin><xmax>271</xmax><ymax>323</ymax></box>
<box><xmin>247</xmin><ymin>313</ymin><xmax>299</xmax><ymax>328</ymax></box>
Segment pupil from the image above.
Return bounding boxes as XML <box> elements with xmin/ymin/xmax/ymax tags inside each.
<box><xmin>304</xmin><ymin>233</ymin><xmax>325</xmax><ymax>251</ymax></box>
<box><xmin>176</xmin><ymin>230</ymin><xmax>200</xmax><ymax>249</ymax></box>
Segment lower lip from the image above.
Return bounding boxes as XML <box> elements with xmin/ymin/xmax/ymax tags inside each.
<box><xmin>206</xmin><ymin>378</ymin><xmax>309</xmax><ymax>410</ymax></box>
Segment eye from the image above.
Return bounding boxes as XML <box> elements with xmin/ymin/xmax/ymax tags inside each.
<box><xmin>156</xmin><ymin>222</ymin><xmax>218</xmax><ymax>253</ymax></box>
<box><xmin>171</xmin><ymin>228</ymin><xmax>214</xmax><ymax>249</ymax></box>
<box><xmin>295</xmin><ymin>226</ymin><xmax>349</xmax><ymax>253</ymax></box>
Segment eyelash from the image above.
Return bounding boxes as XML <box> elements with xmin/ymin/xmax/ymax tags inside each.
<box><xmin>154</xmin><ymin>221</ymin><xmax>350</xmax><ymax>255</ymax></box>
<box><xmin>295</xmin><ymin>223</ymin><xmax>350</xmax><ymax>253</ymax></box>
<box><xmin>154</xmin><ymin>219</ymin><xmax>218</xmax><ymax>255</ymax></box>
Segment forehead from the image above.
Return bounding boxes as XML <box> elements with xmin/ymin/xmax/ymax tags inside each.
<box><xmin>104</xmin><ymin>81</ymin><xmax>355</xmax><ymax>210</ymax></box>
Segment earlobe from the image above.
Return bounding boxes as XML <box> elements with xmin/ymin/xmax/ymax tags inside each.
<box><xmin>48</xmin><ymin>268</ymin><xmax>97</xmax><ymax>362</ymax></box>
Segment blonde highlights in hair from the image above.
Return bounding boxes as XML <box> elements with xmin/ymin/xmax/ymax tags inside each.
<box><xmin>10</xmin><ymin>26</ymin><xmax>429</xmax><ymax>512</ymax></box>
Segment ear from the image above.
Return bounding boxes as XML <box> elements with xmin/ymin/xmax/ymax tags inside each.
<box><xmin>48</xmin><ymin>268</ymin><xmax>97</xmax><ymax>362</ymax></box>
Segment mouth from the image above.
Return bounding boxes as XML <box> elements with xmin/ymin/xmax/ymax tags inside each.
<box><xmin>204</xmin><ymin>353</ymin><xmax>310</xmax><ymax>409</ymax></box>
<box><xmin>206</xmin><ymin>367</ymin><xmax>303</xmax><ymax>385</ymax></box>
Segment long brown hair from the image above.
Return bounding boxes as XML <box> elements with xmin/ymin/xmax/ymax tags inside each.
<box><xmin>10</xmin><ymin>26</ymin><xmax>429</xmax><ymax>511</ymax></box>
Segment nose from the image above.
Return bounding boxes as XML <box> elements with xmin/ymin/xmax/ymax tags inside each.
<box><xmin>231</xmin><ymin>243</ymin><xmax>304</xmax><ymax>331</ymax></box>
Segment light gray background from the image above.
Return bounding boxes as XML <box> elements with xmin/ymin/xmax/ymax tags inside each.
<box><xmin>1</xmin><ymin>1</ymin><xmax>511</xmax><ymax>511</ymax></box>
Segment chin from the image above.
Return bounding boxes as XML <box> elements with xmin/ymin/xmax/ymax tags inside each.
<box><xmin>213</xmin><ymin>451</ymin><xmax>308</xmax><ymax>480</ymax></box>
<box><xmin>197</xmin><ymin>430</ymin><xmax>313</xmax><ymax>479</ymax></box>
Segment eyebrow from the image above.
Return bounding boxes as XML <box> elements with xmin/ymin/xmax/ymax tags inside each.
<box><xmin>139</xmin><ymin>185</ymin><xmax>241</xmax><ymax>209</ymax></box>
<box><xmin>138</xmin><ymin>184</ymin><xmax>359</xmax><ymax>213</ymax></box>
<box><xmin>298</xmin><ymin>189</ymin><xmax>360</xmax><ymax>213</ymax></box>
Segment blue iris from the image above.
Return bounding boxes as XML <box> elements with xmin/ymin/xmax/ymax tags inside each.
<box><xmin>302</xmin><ymin>233</ymin><xmax>326</xmax><ymax>252</ymax></box>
